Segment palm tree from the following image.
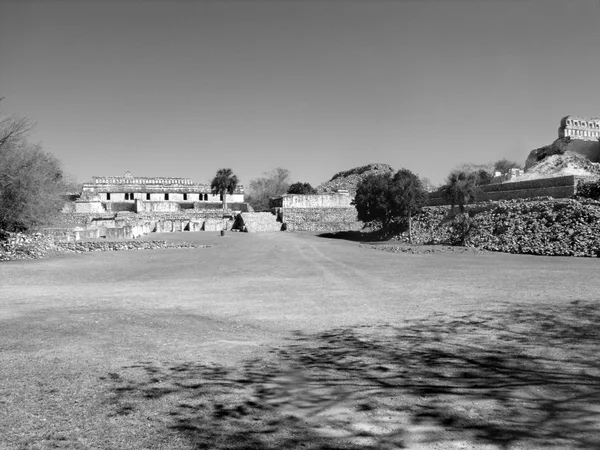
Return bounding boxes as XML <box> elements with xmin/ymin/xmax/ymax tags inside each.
<box><xmin>210</xmin><ymin>168</ymin><xmax>239</xmax><ymax>213</ymax></box>
<box><xmin>442</xmin><ymin>170</ymin><xmax>480</xmax><ymax>214</ymax></box>
<box><xmin>441</xmin><ymin>170</ymin><xmax>480</xmax><ymax>245</ymax></box>
<box><xmin>392</xmin><ymin>169</ymin><xmax>427</xmax><ymax>244</ymax></box>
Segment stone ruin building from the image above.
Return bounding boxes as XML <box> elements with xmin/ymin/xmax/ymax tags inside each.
<box><xmin>76</xmin><ymin>171</ymin><xmax>244</xmax><ymax>213</ymax></box>
<box><xmin>559</xmin><ymin>116</ymin><xmax>600</xmax><ymax>141</ymax></box>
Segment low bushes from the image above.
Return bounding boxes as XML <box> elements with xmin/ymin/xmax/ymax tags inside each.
<box><xmin>577</xmin><ymin>179</ymin><xmax>600</xmax><ymax>200</ymax></box>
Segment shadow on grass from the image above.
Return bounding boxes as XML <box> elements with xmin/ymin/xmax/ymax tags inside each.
<box><xmin>317</xmin><ymin>229</ymin><xmax>393</xmax><ymax>243</ymax></box>
<box><xmin>106</xmin><ymin>301</ymin><xmax>600</xmax><ymax>449</ymax></box>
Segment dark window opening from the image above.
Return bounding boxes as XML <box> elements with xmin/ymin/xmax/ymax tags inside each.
<box><xmin>204</xmin><ymin>193</ymin><xmax>208</xmax><ymax>201</ymax></box>
<box><xmin>106</xmin><ymin>193</ymin><xmax>111</xmax><ymax>200</ymax></box>
<box><xmin>146</xmin><ymin>193</ymin><xmax>150</xmax><ymax>200</ymax></box>
<box><xmin>183</xmin><ymin>193</ymin><xmax>188</xmax><ymax>201</ymax></box>
<box><xmin>165</xmin><ymin>193</ymin><xmax>169</xmax><ymax>200</ymax></box>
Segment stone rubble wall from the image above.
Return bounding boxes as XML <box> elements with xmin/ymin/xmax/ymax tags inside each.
<box><xmin>0</xmin><ymin>231</ymin><xmax>209</xmax><ymax>261</ymax></box>
<box><xmin>240</xmin><ymin>212</ymin><xmax>283</xmax><ymax>232</ymax></box>
<box><xmin>56</xmin><ymin>241</ymin><xmax>209</xmax><ymax>254</ymax></box>
<box><xmin>397</xmin><ymin>199</ymin><xmax>600</xmax><ymax>257</ymax></box>
<box><xmin>281</xmin><ymin>208</ymin><xmax>362</xmax><ymax>232</ymax></box>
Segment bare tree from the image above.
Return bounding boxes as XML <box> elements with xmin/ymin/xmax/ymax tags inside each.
<box><xmin>0</xmin><ymin>101</ymin><xmax>69</xmax><ymax>231</ymax></box>
<box><xmin>246</xmin><ymin>167</ymin><xmax>290</xmax><ymax>211</ymax></box>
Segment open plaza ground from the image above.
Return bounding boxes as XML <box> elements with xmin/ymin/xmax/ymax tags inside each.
<box><xmin>1</xmin><ymin>231</ymin><xmax>599</xmax><ymax>449</ymax></box>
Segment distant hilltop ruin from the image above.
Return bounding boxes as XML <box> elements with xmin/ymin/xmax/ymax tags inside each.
<box><xmin>558</xmin><ymin>116</ymin><xmax>600</xmax><ymax>141</ymax></box>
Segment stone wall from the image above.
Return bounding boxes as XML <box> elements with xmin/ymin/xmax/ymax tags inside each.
<box><xmin>73</xmin><ymin>201</ymin><xmax>106</xmax><ymax>213</ymax></box>
<box><xmin>428</xmin><ymin>175</ymin><xmax>577</xmax><ymax>206</ymax></box>
<box><xmin>282</xmin><ymin>208</ymin><xmax>362</xmax><ymax>232</ymax></box>
<box><xmin>105</xmin><ymin>202</ymin><xmax>136</xmax><ymax>213</ymax></box>
<box><xmin>271</xmin><ymin>193</ymin><xmax>353</xmax><ymax>209</ymax></box>
<box><xmin>134</xmin><ymin>200</ymin><xmax>181</xmax><ymax>213</ymax></box>
<box><xmin>397</xmin><ymin>199</ymin><xmax>600</xmax><ymax>257</ymax></box>
<box><xmin>240</xmin><ymin>212</ymin><xmax>282</xmax><ymax>232</ymax></box>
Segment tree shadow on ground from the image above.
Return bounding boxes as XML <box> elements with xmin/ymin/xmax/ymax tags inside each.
<box><xmin>105</xmin><ymin>301</ymin><xmax>600</xmax><ymax>449</ymax></box>
<box><xmin>317</xmin><ymin>229</ymin><xmax>393</xmax><ymax>243</ymax></box>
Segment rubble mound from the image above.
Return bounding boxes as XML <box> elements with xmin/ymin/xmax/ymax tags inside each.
<box><xmin>519</xmin><ymin>151</ymin><xmax>600</xmax><ymax>182</ymax></box>
<box><xmin>401</xmin><ymin>199</ymin><xmax>600</xmax><ymax>257</ymax></box>
<box><xmin>525</xmin><ymin>137</ymin><xmax>600</xmax><ymax>170</ymax></box>
<box><xmin>317</xmin><ymin>163</ymin><xmax>394</xmax><ymax>194</ymax></box>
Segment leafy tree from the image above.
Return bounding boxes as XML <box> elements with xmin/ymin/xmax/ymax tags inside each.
<box><xmin>452</xmin><ymin>163</ymin><xmax>493</xmax><ymax>186</ymax></box>
<box><xmin>0</xmin><ymin>103</ymin><xmax>70</xmax><ymax>232</ymax></box>
<box><xmin>353</xmin><ymin>172</ymin><xmax>397</xmax><ymax>228</ymax></box>
<box><xmin>287</xmin><ymin>182</ymin><xmax>317</xmax><ymax>195</ymax></box>
<box><xmin>493</xmin><ymin>158</ymin><xmax>523</xmax><ymax>174</ymax></box>
<box><xmin>210</xmin><ymin>168</ymin><xmax>238</xmax><ymax>212</ymax></box>
<box><xmin>392</xmin><ymin>169</ymin><xmax>427</xmax><ymax>243</ymax></box>
<box><xmin>353</xmin><ymin>169</ymin><xmax>426</xmax><ymax>240</ymax></box>
<box><xmin>475</xmin><ymin>169</ymin><xmax>493</xmax><ymax>186</ymax></box>
<box><xmin>246</xmin><ymin>167</ymin><xmax>290</xmax><ymax>211</ymax></box>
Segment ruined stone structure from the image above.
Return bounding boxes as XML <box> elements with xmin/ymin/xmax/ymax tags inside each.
<box><xmin>76</xmin><ymin>171</ymin><xmax>245</xmax><ymax>213</ymax></box>
<box><xmin>559</xmin><ymin>116</ymin><xmax>600</xmax><ymax>141</ymax></box>
<box><xmin>81</xmin><ymin>171</ymin><xmax>244</xmax><ymax>203</ymax></box>
<box><xmin>270</xmin><ymin>193</ymin><xmax>362</xmax><ymax>232</ymax></box>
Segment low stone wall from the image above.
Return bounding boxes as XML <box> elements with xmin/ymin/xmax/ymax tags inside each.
<box><xmin>428</xmin><ymin>175</ymin><xmax>577</xmax><ymax>206</ymax></box>
<box><xmin>241</xmin><ymin>212</ymin><xmax>282</xmax><ymax>232</ymax></box>
<box><xmin>56</xmin><ymin>240</ymin><xmax>209</xmax><ymax>253</ymax></box>
<box><xmin>397</xmin><ymin>199</ymin><xmax>600</xmax><ymax>257</ymax></box>
<box><xmin>0</xmin><ymin>231</ymin><xmax>210</xmax><ymax>261</ymax></box>
<box><xmin>282</xmin><ymin>208</ymin><xmax>362</xmax><ymax>232</ymax></box>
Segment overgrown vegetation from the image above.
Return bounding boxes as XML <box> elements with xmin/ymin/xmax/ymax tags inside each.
<box><xmin>577</xmin><ymin>179</ymin><xmax>600</xmax><ymax>199</ymax></box>
<box><xmin>329</xmin><ymin>163</ymin><xmax>393</xmax><ymax>182</ymax></box>
<box><xmin>353</xmin><ymin>168</ymin><xmax>426</xmax><ymax>241</ymax></box>
<box><xmin>287</xmin><ymin>182</ymin><xmax>316</xmax><ymax>195</ymax></box>
<box><xmin>493</xmin><ymin>158</ymin><xmax>523</xmax><ymax>173</ymax></box>
<box><xmin>0</xmin><ymin>101</ymin><xmax>71</xmax><ymax>232</ymax></box>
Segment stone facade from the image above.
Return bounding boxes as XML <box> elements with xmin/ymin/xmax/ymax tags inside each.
<box><xmin>81</xmin><ymin>171</ymin><xmax>244</xmax><ymax>204</ymax></box>
<box><xmin>270</xmin><ymin>193</ymin><xmax>353</xmax><ymax>209</ymax></box>
<box><xmin>269</xmin><ymin>193</ymin><xmax>360</xmax><ymax>232</ymax></box>
<box><xmin>559</xmin><ymin>116</ymin><xmax>600</xmax><ymax>141</ymax></box>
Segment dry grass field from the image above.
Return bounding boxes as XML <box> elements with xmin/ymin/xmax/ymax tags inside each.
<box><xmin>1</xmin><ymin>231</ymin><xmax>599</xmax><ymax>449</ymax></box>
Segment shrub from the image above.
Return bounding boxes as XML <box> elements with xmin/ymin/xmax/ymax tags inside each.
<box><xmin>577</xmin><ymin>179</ymin><xmax>600</xmax><ymax>199</ymax></box>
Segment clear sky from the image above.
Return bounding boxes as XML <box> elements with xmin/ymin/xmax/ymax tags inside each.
<box><xmin>1</xmin><ymin>0</ymin><xmax>599</xmax><ymax>187</ymax></box>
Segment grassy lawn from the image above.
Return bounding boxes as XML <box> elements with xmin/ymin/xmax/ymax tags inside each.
<box><xmin>1</xmin><ymin>231</ymin><xmax>599</xmax><ymax>449</ymax></box>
